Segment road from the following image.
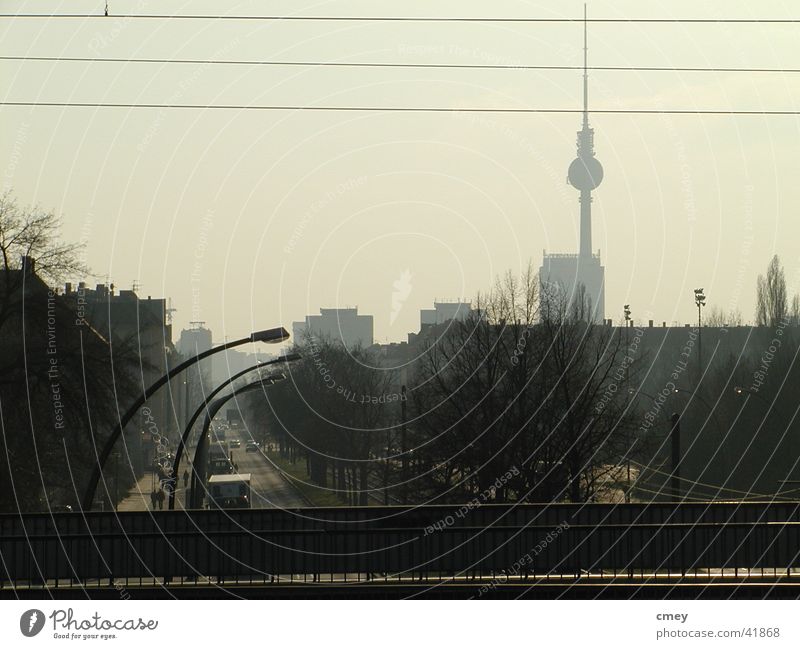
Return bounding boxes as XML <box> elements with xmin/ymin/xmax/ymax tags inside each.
<box><xmin>229</xmin><ymin>446</ymin><xmax>308</xmax><ymax>509</ymax></box>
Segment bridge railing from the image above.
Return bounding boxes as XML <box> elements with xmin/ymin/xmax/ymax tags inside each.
<box><xmin>2</xmin><ymin>500</ymin><xmax>798</xmax><ymax>537</ymax></box>
<box><xmin>2</xmin><ymin>503</ymin><xmax>800</xmax><ymax>588</ymax></box>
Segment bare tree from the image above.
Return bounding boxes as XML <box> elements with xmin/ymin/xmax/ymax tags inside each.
<box><xmin>408</xmin><ymin>263</ymin><xmax>640</xmax><ymax>504</ymax></box>
<box><xmin>0</xmin><ymin>192</ymin><xmax>87</xmax><ymax>330</ymax></box>
<box><xmin>706</xmin><ymin>306</ymin><xmax>743</xmax><ymax>327</ymax></box>
<box><xmin>0</xmin><ymin>193</ymin><xmax>139</xmax><ymax>512</ymax></box>
<box><xmin>244</xmin><ymin>335</ymin><xmax>397</xmax><ymax>505</ymax></box>
<box><xmin>756</xmin><ymin>255</ymin><xmax>787</xmax><ymax>327</ymax></box>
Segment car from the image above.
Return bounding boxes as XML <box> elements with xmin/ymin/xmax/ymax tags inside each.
<box><xmin>229</xmin><ymin>439</ymin><xmax>241</xmax><ymax>448</ymax></box>
<box><xmin>245</xmin><ymin>441</ymin><xmax>259</xmax><ymax>453</ymax></box>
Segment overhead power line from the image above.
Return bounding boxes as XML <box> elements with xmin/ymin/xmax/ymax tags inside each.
<box><xmin>1</xmin><ymin>14</ymin><xmax>800</xmax><ymax>23</ymax></box>
<box><xmin>2</xmin><ymin>102</ymin><xmax>799</xmax><ymax>115</ymax></box>
<box><xmin>3</xmin><ymin>55</ymin><xmax>800</xmax><ymax>74</ymax></box>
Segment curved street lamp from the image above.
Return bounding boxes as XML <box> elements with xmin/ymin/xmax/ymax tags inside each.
<box><xmin>628</xmin><ymin>388</ymin><xmax>684</xmax><ymax>500</ymax></box>
<box><xmin>168</xmin><ymin>354</ymin><xmax>300</xmax><ymax>509</ymax></box>
<box><xmin>81</xmin><ymin>327</ymin><xmax>290</xmax><ymax>511</ymax></box>
<box><xmin>733</xmin><ymin>385</ymin><xmax>771</xmax><ymax>407</ymax></box>
<box><xmin>625</xmin><ymin>387</ymin><xmax>665</xmax><ymax>502</ymax></box>
<box><xmin>672</xmin><ymin>386</ymin><xmax>723</xmax><ymax>435</ymax></box>
<box><xmin>188</xmin><ymin>377</ymin><xmax>288</xmax><ymax>509</ymax></box>
<box><xmin>672</xmin><ymin>386</ymin><xmax>732</xmax><ymax>499</ymax></box>
<box><xmin>169</xmin><ymin>353</ymin><xmax>300</xmax><ymax>508</ymax></box>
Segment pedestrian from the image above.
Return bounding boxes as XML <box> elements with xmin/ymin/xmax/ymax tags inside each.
<box><xmin>150</xmin><ymin>490</ymin><xmax>157</xmax><ymax>510</ymax></box>
<box><xmin>182</xmin><ymin>469</ymin><xmax>189</xmax><ymax>489</ymax></box>
<box><xmin>157</xmin><ymin>489</ymin><xmax>165</xmax><ymax>510</ymax></box>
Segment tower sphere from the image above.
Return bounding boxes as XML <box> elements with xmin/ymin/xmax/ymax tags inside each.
<box><xmin>568</xmin><ymin>156</ymin><xmax>604</xmax><ymax>191</ymax></box>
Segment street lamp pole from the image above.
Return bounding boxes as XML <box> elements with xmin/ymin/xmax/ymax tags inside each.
<box><xmin>670</xmin><ymin>412</ymin><xmax>681</xmax><ymax>499</ymax></box>
<box><xmin>114</xmin><ymin>451</ymin><xmax>119</xmax><ymax>511</ymax></box>
<box><xmin>188</xmin><ymin>377</ymin><xmax>287</xmax><ymax>509</ymax></box>
<box><xmin>168</xmin><ymin>354</ymin><xmax>299</xmax><ymax>509</ymax></box>
<box><xmin>400</xmin><ymin>384</ymin><xmax>408</xmax><ymax>504</ymax></box>
<box><xmin>628</xmin><ymin>388</ymin><xmax>674</xmax><ymax>502</ymax></box>
<box><xmin>622</xmin><ymin>303</ymin><xmax>631</xmax><ymax>500</ymax></box>
<box><xmin>81</xmin><ymin>327</ymin><xmax>289</xmax><ymax>511</ymax></box>
<box><xmin>183</xmin><ymin>375</ymin><xmax>190</xmax><ymax>434</ymax></box>
<box><xmin>626</xmin><ymin>386</ymin><xmax>662</xmax><ymax>502</ymax></box>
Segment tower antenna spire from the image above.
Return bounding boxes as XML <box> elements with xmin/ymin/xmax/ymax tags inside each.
<box><xmin>583</xmin><ymin>3</ymin><xmax>589</xmax><ymax>127</ymax></box>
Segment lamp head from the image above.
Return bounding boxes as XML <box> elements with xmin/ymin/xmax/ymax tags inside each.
<box><xmin>250</xmin><ymin>327</ymin><xmax>290</xmax><ymax>344</ymax></box>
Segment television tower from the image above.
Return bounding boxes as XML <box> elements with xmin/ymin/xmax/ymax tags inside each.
<box><xmin>540</xmin><ymin>4</ymin><xmax>606</xmax><ymax>322</ymax></box>
<box><xmin>567</xmin><ymin>5</ymin><xmax>604</xmax><ymax>259</ymax></box>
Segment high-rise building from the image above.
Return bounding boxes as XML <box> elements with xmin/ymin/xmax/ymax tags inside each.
<box><xmin>419</xmin><ymin>301</ymin><xmax>473</xmax><ymax>329</ymax></box>
<box><xmin>177</xmin><ymin>323</ymin><xmax>213</xmax><ymax>431</ymax></box>
<box><xmin>540</xmin><ymin>9</ymin><xmax>605</xmax><ymax>322</ymax></box>
<box><xmin>62</xmin><ymin>280</ymin><xmax>181</xmax><ymax>473</ymax></box>
<box><xmin>177</xmin><ymin>325</ymin><xmax>212</xmax><ymax>358</ymax></box>
<box><xmin>292</xmin><ymin>307</ymin><xmax>373</xmax><ymax>349</ymax></box>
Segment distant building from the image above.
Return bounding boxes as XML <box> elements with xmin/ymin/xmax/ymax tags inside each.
<box><xmin>420</xmin><ymin>301</ymin><xmax>472</xmax><ymax>329</ymax></box>
<box><xmin>177</xmin><ymin>324</ymin><xmax>213</xmax><ymax>431</ymax></box>
<box><xmin>177</xmin><ymin>325</ymin><xmax>212</xmax><ymax>358</ymax></box>
<box><xmin>61</xmin><ymin>280</ymin><xmax>181</xmax><ymax>473</ymax></box>
<box><xmin>293</xmin><ymin>307</ymin><xmax>373</xmax><ymax>349</ymax></box>
<box><xmin>65</xmin><ymin>282</ymin><xmax>173</xmax><ymax>349</ymax></box>
<box><xmin>539</xmin><ymin>252</ymin><xmax>605</xmax><ymax>322</ymax></box>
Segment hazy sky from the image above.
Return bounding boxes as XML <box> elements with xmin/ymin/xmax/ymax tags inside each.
<box><xmin>2</xmin><ymin>0</ymin><xmax>800</xmax><ymax>344</ymax></box>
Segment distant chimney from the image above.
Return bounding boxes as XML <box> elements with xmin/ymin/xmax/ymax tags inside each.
<box><xmin>20</xmin><ymin>256</ymin><xmax>35</xmax><ymax>275</ymax></box>
<box><xmin>65</xmin><ymin>282</ymin><xmax>72</xmax><ymax>294</ymax></box>
<box><xmin>648</xmin><ymin>319</ymin><xmax>653</xmax><ymax>328</ymax></box>
<box><xmin>662</xmin><ymin>321</ymin><xmax>666</xmax><ymax>327</ymax></box>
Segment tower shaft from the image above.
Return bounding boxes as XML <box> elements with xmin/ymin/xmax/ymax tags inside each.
<box><xmin>580</xmin><ymin>189</ymin><xmax>592</xmax><ymax>258</ymax></box>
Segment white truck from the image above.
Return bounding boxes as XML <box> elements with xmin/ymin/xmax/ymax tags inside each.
<box><xmin>207</xmin><ymin>473</ymin><xmax>251</xmax><ymax>509</ymax></box>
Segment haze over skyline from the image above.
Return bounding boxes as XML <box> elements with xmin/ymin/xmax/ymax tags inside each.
<box><xmin>2</xmin><ymin>0</ymin><xmax>800</xmax><ymax>342</ymax></box>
